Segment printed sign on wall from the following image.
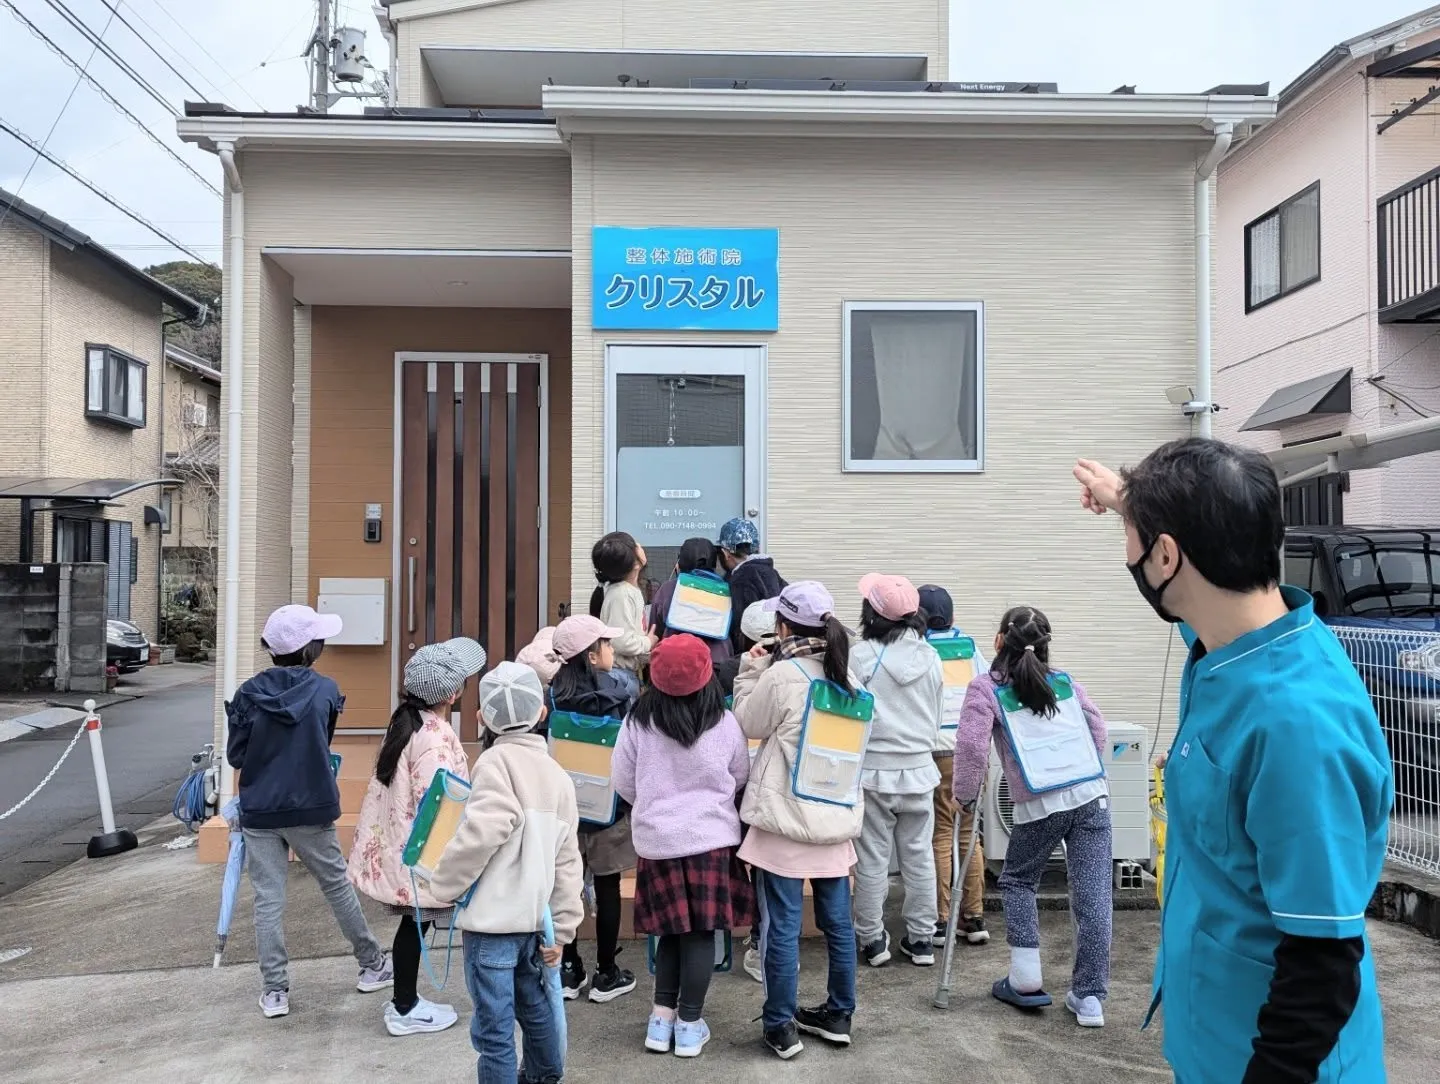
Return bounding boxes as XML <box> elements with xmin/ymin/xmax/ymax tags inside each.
<box><xmin>592</xmin><ymin>227</ymin><xmax>779</xmax><ymax>332</ymax></box>
<box><xmin>615</xmin><ymin>446</ymin><xmax>745</xmax><ymax>549</ymax></box>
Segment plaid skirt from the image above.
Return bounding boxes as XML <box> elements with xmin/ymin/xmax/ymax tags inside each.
<box><xmin>633</xmin><ymin>846</ymin><xmax>756</xmax><ymax>936</ymax></box>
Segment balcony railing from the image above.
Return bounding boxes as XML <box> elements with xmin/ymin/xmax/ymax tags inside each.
<box><xmin>1378</xmin><ymin>165</ymin><xmax>1440</xmax><ymax>322</ymax></box>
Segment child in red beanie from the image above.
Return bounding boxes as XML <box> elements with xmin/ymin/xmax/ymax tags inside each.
<box><xmin>611</xmin><ymin>634</ymin><xmax>754</xmax><ymax>1059</ymax></box>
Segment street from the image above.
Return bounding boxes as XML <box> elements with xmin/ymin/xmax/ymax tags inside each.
<box><xmin>0</xmin><ymin>674</ymin><xmax>214</xmax><ymax>898</ymax></box>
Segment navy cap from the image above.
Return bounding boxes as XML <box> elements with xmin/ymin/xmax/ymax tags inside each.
<box><xmin>917</xmin><ymin>585</ymin><xmax>954</xmax><ymax>631</ymax></box>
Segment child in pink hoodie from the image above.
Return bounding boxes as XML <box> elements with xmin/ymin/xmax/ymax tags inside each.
<box><xmin>348</xmin><ymin>637</ymin><xmax>487</xmax><ymax>1037</ymax></box>
<box><xmin>612</xmin><ymin>634</ymin><xmax>753</xmax><ymax>1059</ymax></box>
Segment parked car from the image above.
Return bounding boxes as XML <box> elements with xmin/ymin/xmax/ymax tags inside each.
<box><xmin>1284</xmin><ymin>527</ymin><xmax>1440</xmax><ymax>794</ymax></box>
<box><xmin>107</xmin><ymin>620</ymin><xmax>150</xmax><ymax>673</ymax></box>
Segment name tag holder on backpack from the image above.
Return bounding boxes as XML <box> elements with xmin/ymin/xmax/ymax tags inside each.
<box><xmin>666</xmin><ymin>570</ymin><xmax>733</xmax><ymax>641</ymax></box>
<box><xmin>928</xmin><ymin>633</ymin><xmax>977</xmax><ymax>732</ymax></box>
<box><xmin>995</xmin><ymin>673</ymin><xmax>1104</xmax><ymax>795</ymax></box>
<box><xmin>789</xmin><ymin>664</ymin><xmax>875</xmax><ymax>808</ymax></box>
<box><xmin>548</xmin><ymin>708</ymin><xmax>623</xmax><ymax>826</ymax></box>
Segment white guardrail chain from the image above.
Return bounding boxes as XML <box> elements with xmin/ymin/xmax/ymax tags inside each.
<box><xmin>0</xmin><ymin>719</ymin><xmax>88</xmax><ymax>821</ymax></box>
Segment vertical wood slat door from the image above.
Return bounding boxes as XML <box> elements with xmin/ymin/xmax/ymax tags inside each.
<box><xmin>401</xmin><ymin>359</ymin><xmax>543</xmax><ymax>741</ymax></box>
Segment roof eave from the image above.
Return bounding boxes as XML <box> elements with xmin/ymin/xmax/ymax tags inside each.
<box><xmin>175</xmin><ymin>115</ymin><xmax>566</xmax><ymax>156</ymax></box>
<box><xmin>1279</xmin><ymin>5</ymin><xmax>1440</xmax><ymax>110</ymax></box>
<box><xmin>541</xmin><ymin>86</ymin><xmax>1277</xmax><ymax>137</ymax></box>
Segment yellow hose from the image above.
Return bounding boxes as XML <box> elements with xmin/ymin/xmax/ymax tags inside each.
<box><xmin>1150</xmin><ymin>763</ymin><xmax>1167</xmax><ymax>906</ymax></box>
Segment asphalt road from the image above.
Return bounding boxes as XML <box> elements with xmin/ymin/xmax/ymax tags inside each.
<box><xmin>0</xmin><ymin>679</ymin><xmax>214</xmax><ymax>898</ymax></box>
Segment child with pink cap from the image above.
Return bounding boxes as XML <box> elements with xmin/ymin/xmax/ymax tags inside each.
<box><xmin>849</xmin><ymin>573</ymin><xmax>945</xmax><ymax>970</ymax></box>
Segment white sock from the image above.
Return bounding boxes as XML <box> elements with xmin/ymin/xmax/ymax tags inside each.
<box><xmin>1009</xmin><ymin>947</ymin><xmax>1043</xmax><ymax>993</ymax></box>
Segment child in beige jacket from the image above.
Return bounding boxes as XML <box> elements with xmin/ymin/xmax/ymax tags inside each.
<box><xmin>431</xmin><ymin>662</ymin><xmax>584</xmax><ymax>1084</ymax></box>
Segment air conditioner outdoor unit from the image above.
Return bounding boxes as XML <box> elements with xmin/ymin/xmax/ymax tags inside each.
<box><xmin>183</xmin><ymin>402</ymin><xmax>208</xmax><ymax>427</ymax></box>
<box><xmin>982</xmin><ymin>720</ymin><xmax>1151</xmax><ymax>865</ymax></box>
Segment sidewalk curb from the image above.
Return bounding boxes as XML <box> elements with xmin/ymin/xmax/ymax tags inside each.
<box><xmin>0</xmin><ymin>708</ymin><xmax>87</xmax><ymax>746</ymax></box>
<box><xmin>1370</xmin><ymin>865</ymin><xmax>1440</xmax><ymax>940</ymax></box>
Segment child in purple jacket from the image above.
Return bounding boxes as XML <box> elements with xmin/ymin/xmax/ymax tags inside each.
<box><xmin>952</xmin><ymin>606</ymin><xmax>1113</xmax><ymax>1029</ymax></box>
<box><xmin>612</xmin><ymin>634</ymin><xmax>754</xmax><ymax>1059</ymax></box>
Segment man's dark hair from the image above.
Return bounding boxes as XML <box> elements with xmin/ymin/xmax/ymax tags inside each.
<box><xmin>1121</xmin><ymin>438</ymin><xmax>1283</xmax><ymax>592</ymax></box>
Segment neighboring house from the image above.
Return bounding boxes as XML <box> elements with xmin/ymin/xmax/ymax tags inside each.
<box><xmin>161</xmin><ymin>343</ymin><xmax>221</xmax><ymax>602</ymax></box>
<box><xmin>176</xmin><ymin>0</ymin><xmax>1273</xmax><ymax>849</ymax></box>
<box><xmin>1215</xmin><ymin>6</ymin><xmax>1440</xmax><ymax>526</ymax></box>
<box><xmin>0</xmin><ymin>188</ymin><xmax>203</xmax><ymax>639</ymax></box>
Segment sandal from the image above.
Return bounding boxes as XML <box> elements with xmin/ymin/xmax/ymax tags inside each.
<box><xmin>992</xmin><ymin>975</ymin><xmax>1053</xmax><ymax>1010</ymax></box>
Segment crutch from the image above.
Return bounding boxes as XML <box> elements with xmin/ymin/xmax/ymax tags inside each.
<box><xmin>933</xmin><ymin>778</ymin><xmax>984</xmax><ymax>1009</ymax></box>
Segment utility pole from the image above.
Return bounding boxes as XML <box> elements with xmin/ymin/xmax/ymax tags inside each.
<box><xmin>310</xmin><ymin>0</ymin><xmax>332</xmax><ymax>113</ymax></box>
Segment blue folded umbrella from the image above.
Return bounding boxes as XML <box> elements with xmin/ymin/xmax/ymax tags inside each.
<box><xmin>213</xmin><ymin>798</ymin><xmax>245</xmax><ymax>969</ymax></box>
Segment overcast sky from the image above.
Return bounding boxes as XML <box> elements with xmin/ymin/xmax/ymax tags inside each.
<box><xmin>0</xmin><ymin>0</ymin><xmax>1427</xmax><ymax>268</ymax></box>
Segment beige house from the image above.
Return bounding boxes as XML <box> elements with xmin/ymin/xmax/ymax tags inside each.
<box><xmin>161</xmin><ymin>343</ymin><xmax>222</xmax><ymax>593</ymax></box>
<box><xmin>0</xmin><ymin>188</ymin><xmax>203</xmax><ymax>639</ymax></box>
<box><xmin>177</xmin><ymin>0</ymin><xmax>1274</xmax><ymax>851</ymax></box>
<box><xmin>1215</xmin><ymin>5</ymin><xmax>1440</xmax><ymax>524</ymax></box>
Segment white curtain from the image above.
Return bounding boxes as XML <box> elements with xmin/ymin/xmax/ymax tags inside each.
<box><xmin>1249</xmin><ymin>214</ymin><xmax>1281</xmax><ymax>306</ymax></box>
<box><xmin>1281</xmin><ymin>187</ymin><xmax>1319</xmax><ymax>290</ymax></box>
<box><xmin>866</xmin><ymin>311</ymin><xmax>976</xmax><ymax>461</ymax></box>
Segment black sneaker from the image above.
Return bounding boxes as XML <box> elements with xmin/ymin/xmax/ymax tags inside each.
<box><xmin>900</xmin><ymin>937</ymin><xmax>936</xmax><ymax>966</ymax></box>
<box><xmin>860</xmin><ymin>930</ymin><xmax>892</xmax><ymax>968</ymax></box>
<box><xmin>560</xmin><ymin>961</ymin><xmax>587</xmax><ymax>1001</ymax></box>
<box><xmin>934</xmin><ymin>920</ymin><xmax>949</xmax><ymax>941</ymax></box>
<box><xmin>588</xmin><ymin>965</ymin><xmax>637</xmax><ymax>1003</ymax></box>
<box><xmin>962</xmin><ymin>916</ymin><xmax>991</xmax><ymax>945</ymax></box>
<box><xmin>764</xmin><ymin>1021</ymin><xmax>804</xmax><ymax>1060</ymax></box>
<box><xmin>794</xmin><ymin>1004</ymin><xmax>852</xmax><ymax>1046</ymax></box>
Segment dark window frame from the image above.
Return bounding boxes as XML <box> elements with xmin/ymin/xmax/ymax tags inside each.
<box><xmin>84</xmin><ymin>343</ymin><xmax>148</xmax><ymax>429</ymax></box>
<box><xmin>1244</xmin><ymin>181</ymin><xmax>1322</xmax><ymax>313</ymax></box>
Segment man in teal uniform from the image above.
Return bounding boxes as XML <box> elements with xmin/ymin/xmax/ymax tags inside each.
<box><xmin>1075</xmin><ymin>439</ymin><xmax>1391</xmax><ymax>1083</ymax></box>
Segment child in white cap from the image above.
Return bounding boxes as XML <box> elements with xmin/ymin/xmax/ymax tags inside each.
<box><xmin>431</xmin><ymin>662</ymin><xmax>584</xmax><ymax>1084</ymax></box>
<box><xmin>348</xmin><ymin>636</ymin><xmax>488</xmax><ymax>1037</ymax></box>
<box><xmin>227</xmin><ymin>604</ymin><xmax>391</xmax><ymax>1019</ymax></box>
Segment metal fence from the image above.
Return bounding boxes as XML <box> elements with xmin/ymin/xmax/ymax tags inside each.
<box><xmin>1329</xmin><ymin>625</ymin><xmax>1440</xmax><ymax>876</ymax></box>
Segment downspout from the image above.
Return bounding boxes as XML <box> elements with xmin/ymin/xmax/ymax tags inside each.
<box><xmin>1194</xmin><ymin>121</ymin><xmax>1234</xmax><ymax>439</ymax></box>
<box><xmin>217</xmin><ymin>141</ymin><xmax>243</xmax><ymax>804</ymax></box>
<box><xmin>157</xmin><ymin>313</ymin><xmax>188</xmax><ymax>642</ymax></box>
<box><xmin>374</xmin><ymin>5</ymin><xmax>398</xmax><ymax>107</ymax></box>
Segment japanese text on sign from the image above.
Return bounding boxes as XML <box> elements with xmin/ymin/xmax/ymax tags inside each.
<box><xmin>592</xmin><ymin>228</ymin><xmax>779</xmax><ymax>332</ymax></box>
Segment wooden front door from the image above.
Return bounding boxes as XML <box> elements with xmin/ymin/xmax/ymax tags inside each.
<box><xmin>400</xmin><ymin>355</ymin><xmax>545</xmax><ymax>740</ymax></box>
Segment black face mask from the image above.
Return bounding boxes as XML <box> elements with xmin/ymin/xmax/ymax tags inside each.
<box><xmin>1128</xmin><ymin>537</ymin><xmax>1184</xmax><ymax>624</ymax></box>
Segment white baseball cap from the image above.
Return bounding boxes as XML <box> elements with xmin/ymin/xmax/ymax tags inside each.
<box><xmin>480</xmin><ymin>661</ymin><xmax>546</xmax><ymax>734</ymax></box>
<box><xmin>262</xmin><ymin>604</ymin><xmax>343</xmax><ymax>656</ymax></box>
<box><xmin>741</xmin><ymin>600</ymin><xmax>777</xmax><ymax>645</ymax></box>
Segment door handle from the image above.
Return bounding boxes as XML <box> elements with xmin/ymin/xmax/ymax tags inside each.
<box><xmin>407</xmin><ymin>556</ymin><xmax>417</xmax><ymax>633</ymax></box>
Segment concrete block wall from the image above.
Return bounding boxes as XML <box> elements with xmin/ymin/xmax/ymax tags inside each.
<box><xmin>0</xmin><ymin>563</ymin><xmax>106</xmax><ymax>693</ymax></box>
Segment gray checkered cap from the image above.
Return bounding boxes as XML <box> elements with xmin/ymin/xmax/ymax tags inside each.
<box><xmin>403</xmin><ymin>637</ymin><xmax>488</xmax><ymax>705</ymax></box>
<box><xmin>479</xmin><ymin>661</ymin><xmax>546</xmax><ymax>734</ymax></box>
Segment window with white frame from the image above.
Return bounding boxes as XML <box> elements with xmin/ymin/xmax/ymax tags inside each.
<box><xmin>843</xmin><ymin>302</ymin><xmax>984</xmax><ymax>472</ymax></box>
<box><xmin>1245</xmin><ymin>182</ymin><xmax>1320</xmax><ymax>311</ymax></box>
<box><xmin>85</xmin><ymin>344</ymin><xmax>147</xmax><ymax>427</ymax></box>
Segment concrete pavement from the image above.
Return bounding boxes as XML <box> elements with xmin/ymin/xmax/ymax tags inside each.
<box><xmin>0</xmin><ymin>670</ymin><xmax>214</xmax><ymax>897</ymax></box>
<box><xmin>1</xmin><ymin>815</ymin><xmax>1437</xmax><ymax>1083</ymax></box>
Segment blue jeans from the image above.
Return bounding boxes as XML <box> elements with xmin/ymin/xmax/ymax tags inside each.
<box><xmin>462</xmin><ymin>932</ymin><xmax>565</xmax><ymax>1084</ymax></box>
<box><xmin>755</xmin><ymin>871</ymin><xmax>857</xmax><ymax>1031</ymax></box>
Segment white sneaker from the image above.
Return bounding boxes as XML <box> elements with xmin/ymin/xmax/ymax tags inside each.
<box><xmin>1065</xmin><ymin>991</ymin><xmax>1105</xmax><ymax>1028</ymax></box>
<box><xmin>259</xmin><ymin>990</ymin><xmax>289</xmax><ymax>1018</ymax></box>
<box><xmin>385</xmin><ymin>997</ymin><xmax>459</xmax><ymax>1036</ymax></box>
<box><xmin>743</xmin><ymin>947</ymin><xmax>763</xmax><ymax>983</ymax></box>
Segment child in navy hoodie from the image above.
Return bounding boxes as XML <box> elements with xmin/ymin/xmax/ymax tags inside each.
<box><xmin>226</xmin><ymin>604</ymin><xmax>392</xmax><ymax>1019</ymax></box>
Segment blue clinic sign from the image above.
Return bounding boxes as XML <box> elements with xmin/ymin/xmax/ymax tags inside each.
<box><xmin>592</xmin><ymin>227</ymin><xmax>779</xmax><ymax>332</ymax></box>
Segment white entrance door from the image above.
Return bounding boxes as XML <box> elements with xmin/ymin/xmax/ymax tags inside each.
<box><xmin>604</xmin><ymin>345</ymin><xmax>767</xmax><ymax>585</ymax></box>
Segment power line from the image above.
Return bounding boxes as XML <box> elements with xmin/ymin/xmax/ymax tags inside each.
<box><xmin>94</xmin><ymin>0</ymin><xmax>206</xmax><ymax>99</ymax></box>
<box><xmin>0</xmin><ymin>4</ymin><xmax>116</xmax><ymax>235</ymax></box>
<box><xmin>0</xmin><ymin>116</ymin><xmax>216</xmax><ymax>266</ymax></box>
<box><xmin>116</xmin><ymin>0</ymin><xmax>252</xmax><ymax>106</ymax></box>
<box><xmin>3</xmin><ymin>1</ymin><xmax>220</xmax><ymax>197</ymax></box>
<box><xmin>40</xmin><ymin>0</ymin><xmax>178</xmax><ymax>116</ymax></box>
<box><xmin>143</xmin><ymin>0</ymin><xmax>269</xmax><ymax>110</ymax></box>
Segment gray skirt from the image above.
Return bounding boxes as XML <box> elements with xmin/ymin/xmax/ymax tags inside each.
<box><xmin>386</xmin><ymin>903</ymin><xmax>453</xmax><ymax>924</ymax></box>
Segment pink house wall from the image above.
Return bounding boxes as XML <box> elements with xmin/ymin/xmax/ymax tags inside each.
<box><xmin>1215</xmin><ymin>41</ymin><xmax>1440</xmax><ymax>526</ymax></box>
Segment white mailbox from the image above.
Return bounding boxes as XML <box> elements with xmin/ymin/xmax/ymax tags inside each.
<box><xmin>316</xmin><ymin>578</ymin><xmax>388</xmax><ymax>646</ymax></box>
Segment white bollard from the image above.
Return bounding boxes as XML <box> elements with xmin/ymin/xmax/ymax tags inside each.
<box><xmin>84</xmin><ymin>699</ymin><xmax>137</xmax><ymax>859</ymax></box>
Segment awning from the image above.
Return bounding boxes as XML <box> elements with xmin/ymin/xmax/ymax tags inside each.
<box><xmin>0</xmin><ymin>477</ymin><xmax>180</xmax><ymax>501</ymax></box>
<box><xmin>1267</xmin><ymin>414</ymin><xmax>1440</xmax><ymax>483</ymax></box>
<box><xmin>1240</xmin><ymin>367</ymin><xmax>1352</xmax><ymax>431</ymax></box>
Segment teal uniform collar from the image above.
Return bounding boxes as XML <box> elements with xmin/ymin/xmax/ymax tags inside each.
<box><xmin>1188</xmin><ymin>584</ymin><xmax>1316</xmax><ymax>678</ymax></box>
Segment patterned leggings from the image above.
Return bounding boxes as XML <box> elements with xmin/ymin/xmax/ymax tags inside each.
<box><xmin>997</xmin><ymin>797</ymin><xmax>1113</xmax><ymax>1000</ymax></box>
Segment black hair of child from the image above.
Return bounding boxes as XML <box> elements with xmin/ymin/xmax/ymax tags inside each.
<box><xmin>264</xmin><ymin>639</ymin><xmax>326</xmax><ymax>668</ymax></box>
<box><xmin>550</xmin><ymin>640</ymin><xmax>603</xmax><ymax>706</ymax></box>
<box><xmin>990</xmin><ymin>606</ymin><xmax>1056</xmax><ymax>717</ymax></box>
<box><xmin>374</xmin><ymin>692</ymin><xmax>432</xmax><ymax>786</ymax></box>
<box><xmin>589</xmin><ymin>531</ymin><xmax>642</xmax><ymax>616</ymax></box>
<box><xmin>859</xmin><ymin>599</ymin><xmax>927</xmax><ymax>644</ymax></box>
<box><xmin>629</xmin><ymin>675</ymin><xmax>726</xmax><ymax>748</ymax></box>
<box><xmin>777</xmin><ymin>615</ymin><xmax>853</xmax><ymax>693</ymax></box>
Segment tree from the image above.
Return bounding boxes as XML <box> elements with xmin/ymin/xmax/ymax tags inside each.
<box><xmin>146</xmin><ymin>260</ymin><xmax>222</xmax><ymax>365</ymax></box>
